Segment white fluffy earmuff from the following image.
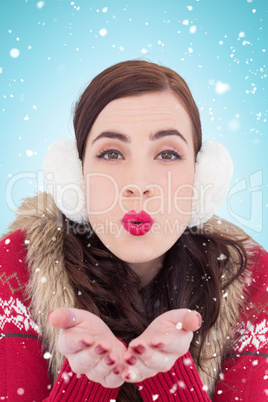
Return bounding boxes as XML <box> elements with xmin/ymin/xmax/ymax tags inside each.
<box><xmin>43</xmin><ymin>138</ymin><xmax>233</xmax><ymax>227</ymax></box>
<box><xmin>188</xmin><ymin>140</ymin><xmax>233</xmax><ymax>228</ymax></box>
<box><xmin>43</xmin><ymin>138</ymin><xmax>88</xmax><ymax>224</ymax></box>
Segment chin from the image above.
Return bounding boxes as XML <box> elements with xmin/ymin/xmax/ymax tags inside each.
<box><xmin>113</xmin><ymin>245</ymin><xmax>163</xmax><ymax>265</ymax></box>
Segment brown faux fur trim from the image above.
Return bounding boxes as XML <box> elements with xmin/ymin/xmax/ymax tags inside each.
<box><xmin>1</xmin><ymin>192</ymin><xmax>261</xmax><ymax>396</ymax></box>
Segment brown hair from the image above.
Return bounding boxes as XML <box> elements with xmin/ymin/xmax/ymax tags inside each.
<box><xmin>63</xmin><ymin>60</ymin><xmax>248</xmax><ymax>401</ymax></box>
<box><xmin>74</xmin><ymin>59</ymin><xmax>202</xmax><ymax>159</ymax></box>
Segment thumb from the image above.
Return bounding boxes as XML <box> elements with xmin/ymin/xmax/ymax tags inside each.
<box><xmin>180</xmin><ymin>310</ymin><xmax>202</xmax><ymax>332</ymax></box>
<box><xmin>47</xmin><ymin>307</ymin><xmax>84</xmax><ymax>329</ymax></box>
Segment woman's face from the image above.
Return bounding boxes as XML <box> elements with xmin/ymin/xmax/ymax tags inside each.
<box><xmin>83</xmin><ymin>91</ymin><xmax>196</xmax><ymax>265</ymax></box>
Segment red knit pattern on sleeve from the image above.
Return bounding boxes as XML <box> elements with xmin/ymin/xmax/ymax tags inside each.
<box><xmin>136</xmin><ymin>351</ymin><xmax>211</xmax><ymax>401</ymax></box>
<box><xmin>43</xmin><ymin>358</ymin><xmax>120</xmax><ymax>401</ymax></box>
<box><xmin>213</xmin><ymin>248</ymin><xmax>268</xmax><ymax>401</ymax></box>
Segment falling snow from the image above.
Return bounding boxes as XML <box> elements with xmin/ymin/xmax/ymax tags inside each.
<box><xmin>176</xmin><ymin>321</ymin><xmax>183</xmax><ymax>330</ymax></box>
<box><xmin>215</xmin><ymin>81</ymin><xmax>231</xmax><ymax>94</ymax></box>
<box><xmin>183</xmin><ymin>357</ymin><xmax>192</xmax><ymax>366</ymax></box>
<box><xmin>10</xmin><ymin>48</ymin><xmax>20</xmax><ymax>58</ymax></box>
<box><xmin>189</xmin><ymin>25</ymin><xmax>197</xmax><ymax>34</ymax></box>
<box><xmin>61</xmin><ymin>372</ymin><xmax>70</xmax><ymax>383</ymax></box>
<box><xmin>217</xmin><ymin>253</ymin><xmax>227</xmax><ymax>260</ymax></box>
<box><xmin>37</xmin><ymin>1</ymin><xmax>45</xmax><ymax>9</ymax></box>
<box><xmin>43</xmin><ymin>351</ymin><xmax>52</xmax><ymax>359</ymax></box>
<box><xmin>170</xmin><ymin>383</ymin><xmax>178</xmax><ymax>394</ymax></box>
<box><xmin>99</xmin><ymin>28</ymin><xmax>107</xmax><ymax>36</ymax></box>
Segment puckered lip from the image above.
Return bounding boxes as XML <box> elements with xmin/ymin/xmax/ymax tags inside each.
<box><xmin>121</xmin><ymin>210</ymin><xmax>154</xmax><ymax>236</ymax></box>
<box><xmin>121</xmin><ymin>210</ymin><xmax>154</xmax><ymax>224</ymax></box>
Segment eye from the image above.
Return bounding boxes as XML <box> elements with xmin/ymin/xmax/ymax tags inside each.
<box><xmin>96</xmin><ymin>149</ymin><xmax>124</xmax><ymax>160</ymax></box>
<box><xmin>156</xmin><ymin>150</ymin><xmax>183</xmax><ymax>161</ymax></box>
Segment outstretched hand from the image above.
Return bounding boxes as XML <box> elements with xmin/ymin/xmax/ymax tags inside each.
<box><xmin>48</xmin><ymin>308</ymin><xmax>201</xmax><ymax>387</ymax></box>
<box><xmin>48</xmin><ymin>308</ymin><xmax>127</xmax><ymax>388</ymax></box>
<box><xmin>120</xmin><ymin>309</ymin><xmax>201</xmax><ymax>382</ymax></box>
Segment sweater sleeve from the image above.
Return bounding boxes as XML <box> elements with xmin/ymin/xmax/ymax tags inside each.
<box><xmin>43</xmin><ymin>358</ymin><xmax>120</xmax><ymax>401</ymax></box>
<box><xmin>135</xmin><ymin>350</ymin><xmax>210</xmax><ymax>401</ymax></box>
<box><xmin>0</xmin><ymin>230</ymin><xmax>52</xmax><ymax>401</ymax></box>
<box><xmin>213</xmin><ymin>248</ymin><xmax>268</xmax><ymax>401</ymax></box>
<box><xmin>0</xmin><ymin>230</ymin><xmax>121</xmax><ymax>402</ymax></box>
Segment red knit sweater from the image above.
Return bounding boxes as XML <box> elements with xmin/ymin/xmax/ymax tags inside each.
<box><xmin>1</xmin><ymin>230</ymin><xmax>268</xmax><ymax>401</ymax></box>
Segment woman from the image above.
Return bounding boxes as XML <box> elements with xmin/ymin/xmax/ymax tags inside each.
<box><xmin>1</xmin><ymin>60</ymin><xmax>267</xmax><ymax>401</ymax></box>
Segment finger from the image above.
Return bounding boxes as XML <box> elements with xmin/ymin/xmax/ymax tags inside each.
<box><xmin>103</xmin><ymin>370</ymin><xmax>125</xmax><ymax>388</ymax></box>
<box><xmin>121</xmin><ymin>348</ymin><xmax>150</xmax><ymax>382</ymax></box>
<box><xmin>121</xmin><ymin>348</ymin><xmax>164</xmax><ymax>383</ymax></box>
<box><xmin>121</xmin><ymin>361</ymin><xmax>145</xmax><ymax>382</ymax></box>
<box><xmin>123</xmin><ymin>339</ymin><xmax>180</xmax><ymax>381</ymax></box>
<box><xmin>68</xmin><ymin>347</ymin><xmax>115</xmax><ymax>374</ymax></box>
<box><xmin>121</xmin><ymin>366</ymin><xmax>142</xmax><ymax>382</ymax></box>
<box><xmin>162</xmin><ymin>308</ymin><xmax>202</xmax><ymax>333</ymax></box>
<box><xmin>69</xmin><ymin>348</ymin><xmax>123</xmax><ymax>387</ymax></box>
<box><xmin>149</xmin><ymin>328</ymin><xmax>193</xmax><ymax>356</ymax></box>
<box><xmin>182</xmin><ymin>310</ymin><xmax>202</xmax><ymax>332</ymax></box>
<box><xmin>58</xmin><ymin>328</ymin><xmax>94</xmax><ymax>355</ymax></box>
<box><xmin>128</xmin><ymin>340</ymin><xmax>147</xmax><ymax>355</ymax></box>
<box><xmin>48</xmin><ymin>308</ymin><xmax>91</xmax><ymax>329</ymax></box>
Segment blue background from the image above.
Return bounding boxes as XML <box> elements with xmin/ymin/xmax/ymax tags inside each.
<box><xmin>0</xmin><ymin>0</ymin><xmax>267</xmax><ymax>249</ymax></box>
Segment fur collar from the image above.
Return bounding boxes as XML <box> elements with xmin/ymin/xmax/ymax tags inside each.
<box><xmin>2</xmin><ymin>192</ymin><xmax>258</xmax><ymax>398</ymax></box>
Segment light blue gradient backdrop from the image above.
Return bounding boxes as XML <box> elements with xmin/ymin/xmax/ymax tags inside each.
<box><xmin>0</xmin><ymin>0</ymin><xmax>267</xmax><ymax>249</ymax></box>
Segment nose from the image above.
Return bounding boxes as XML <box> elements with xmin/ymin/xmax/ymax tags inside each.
<box><xmin>121</xmin><ymin>163</ymin><xmax>156</xmax><ymax>200</ymax></box>
<box><xmin>120</xmin><ymin>182</ymin><xmax>157</xmax><ymax>214</ymax></box>
<box><xmin>122</xmin><ymin>185</ymin><xmax>153</xmax><ymax>198</ymax></box>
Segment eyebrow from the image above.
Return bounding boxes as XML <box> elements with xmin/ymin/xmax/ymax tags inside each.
<box><xmin>91</xmin><ymin>129</ymin><xmax>188</xmax><ymax>145</ymax></box>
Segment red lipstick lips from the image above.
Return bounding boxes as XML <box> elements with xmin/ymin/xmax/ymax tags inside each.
<box><xmin>121</xmin><ymin>210</ymin><xmax>154</xmax><ymax>236</ymax></box>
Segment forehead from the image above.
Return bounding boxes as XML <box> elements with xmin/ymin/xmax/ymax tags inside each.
<box><xmin>90</xmin><ymin>91</ymin><xmax>193</xmax><ymax>136</ymax></box>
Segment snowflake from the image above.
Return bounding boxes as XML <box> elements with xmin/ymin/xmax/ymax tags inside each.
<box><xmin>234</xmin><ymin>319</ymin><xmax>268</xmax><ymax>353</ymax></box>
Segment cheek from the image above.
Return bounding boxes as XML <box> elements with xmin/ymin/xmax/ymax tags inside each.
<box><xmin>173</xmin><ymin>183</ymin><xmax>193</xmax><ymax>214</ymax></box>
<box><xmin>173</xmin><ymin>168</ymin><xmax>195</xmax><ymax>213</ymax></box>
<box><xmin>84</xmin><ymin>171</ymin><xmax>118</xmax><ymax>215</ymax></box>
<box><xmin>160</xmin><ymin>165</ymin><xmax>195</xmax><ymax>214</ymax></box>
